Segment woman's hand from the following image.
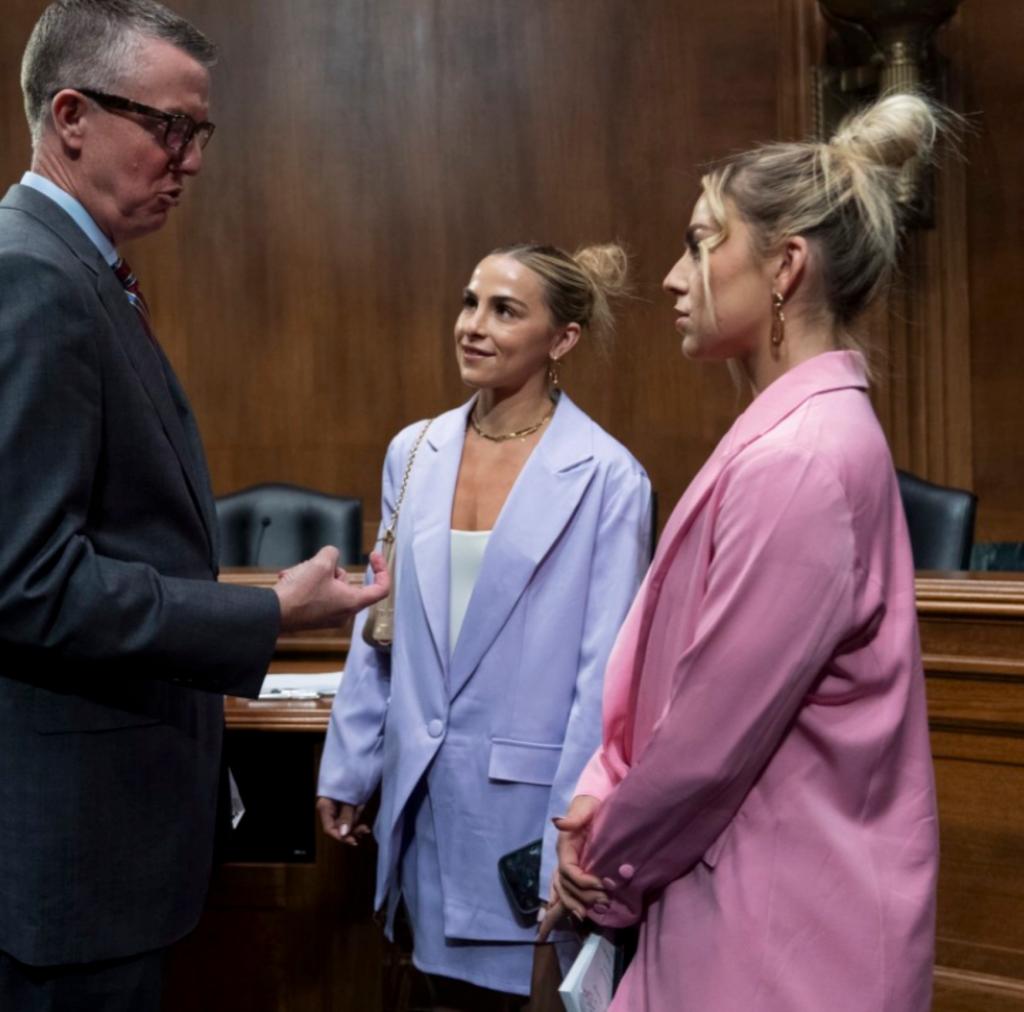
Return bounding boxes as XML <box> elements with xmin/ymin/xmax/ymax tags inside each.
<box><xmin>538</xmin><ymin>794</ymin><xmax>606</xmax><ymax>939</ymax></box>
<box><xmin>316</xmin><ymin>796</ymin><xmax>371</xmax><ymax>847</ymax></box>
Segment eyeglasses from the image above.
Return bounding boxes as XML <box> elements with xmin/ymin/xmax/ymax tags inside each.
<box><xmin>72</xmin><ymin>87</ymin><xmax>216</xmax><ymax>154</ymax></box>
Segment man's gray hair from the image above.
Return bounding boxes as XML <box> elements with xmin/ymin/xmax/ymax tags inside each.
<box><xmin>21</xmin><ymin>0</ymin><xmax>217</xmax><ymax>147</ymax></box>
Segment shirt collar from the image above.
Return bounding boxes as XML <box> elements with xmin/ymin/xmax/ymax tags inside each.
<box><xmin>20</xmin><ymin>171</ymin><xmax>118</xmax><ymax>266</ymax></box>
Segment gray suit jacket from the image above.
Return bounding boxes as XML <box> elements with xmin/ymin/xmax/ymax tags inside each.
<box><xmin>0</xmin><ymin>184</ymin><xmax>281</xmax><ymax>966</ymax></box>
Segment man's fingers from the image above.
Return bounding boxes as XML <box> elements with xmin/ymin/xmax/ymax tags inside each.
<box><xmin>348</xmin><ymin>581</ymin><xmax>389</xmax><ymax>608</ymax></box>
<box><xmin>314</xmin><ymin>544</ymin><xmax>340</xmax><ymax>569</ymax></box>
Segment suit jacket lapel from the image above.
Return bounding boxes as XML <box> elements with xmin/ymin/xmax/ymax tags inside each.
<box><xmin>96</xmin><ymin>267</ymin><xmax>217</xmax><ymax>563</ymax></box>
<box><xmin>447</xmin><ymin>394</ymin><xmax>597</xmax><ymax>701</ymax></box>
<box><xmin>156</xmin><ymin>351</ymin><xmax>220</xmax><ymax>564</ymax></box>
<box><xmin>2</xmin><ymin>186</ymin><xmax>217</xmax><ymax>564</ymax></box>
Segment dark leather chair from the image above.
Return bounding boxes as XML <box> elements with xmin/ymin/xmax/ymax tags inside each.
<box><xmin>215</xmin><ymin>483</ymin><xmax>362</xmax><ymax>568</ymax></box>
<box><xmin>896</xmin><ymin>469</ymin><xmax>977</xmax><ymax>571</ymax></box>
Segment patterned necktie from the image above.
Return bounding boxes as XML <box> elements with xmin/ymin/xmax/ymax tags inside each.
<box><xmin>113</xmin><ymin>257</ymin><xmax>156</xmax><ymax>341</ymax></box>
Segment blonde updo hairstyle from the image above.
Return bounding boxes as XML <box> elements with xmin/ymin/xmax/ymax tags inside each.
<box><xmin>698</xmin><ymin>94</ymin><xmax>946</xmax><ymax>346</ymax></box>
<box><xmin>492</xmin><ymin>242</ymin><xmax>630</xmax><ymax>350</ymax></box>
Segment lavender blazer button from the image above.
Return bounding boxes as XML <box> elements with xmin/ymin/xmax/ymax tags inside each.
<box><xmin>427</xmin><ymin>719</ymin><xmax>444</xmax><ymax>738</ymax></box>
<box><xmin>592</xmin><ymin>902</ymin><xmax>610</xmax><ymax>915</ymax></box>
<box><xmin>618</xmin><ymin>863</ymin><xmax>636</xmax><ymax>880</ymax></box>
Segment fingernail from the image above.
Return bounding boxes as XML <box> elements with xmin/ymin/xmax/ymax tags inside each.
<box><xmin>339</xmin><ymin>823</ymin><xmax>349</xmax><ymax>836</ymax></box>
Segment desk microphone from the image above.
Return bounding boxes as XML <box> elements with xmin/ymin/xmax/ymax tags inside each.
<box><xmin>252</xmin><ymin>516</ymin><xmax>272</xmax><ymax>566</ymax></box>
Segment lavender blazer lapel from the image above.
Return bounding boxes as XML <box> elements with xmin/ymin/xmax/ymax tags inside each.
<box><xmin>410</xmin><ymin>408</ymin><xmax>468</xmax><ymax>672</ymax></box>
<box><xmin>447</xmin><ymin>395</ymin><xmax>597</xmax><ymax>702</ymax></box>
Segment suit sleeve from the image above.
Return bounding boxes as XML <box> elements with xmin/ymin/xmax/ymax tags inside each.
<box><xmin>0</xmin><ymin>253</ymin><xmax>280</xmax><ymax>695</ymax></box>
<box><xmin>582</xmin><ymin>444</ymin><xmax>857</xmax><ymax>926</ymax></box>
<box><xmin>317</xmin><ymin>435</ymin><xmax>402</xmax><ymax>804</ymax></box>
<box><xmin>539</xmin><ymin>459</ymin><xmax>652</xmax><ymax>897</ymax></box>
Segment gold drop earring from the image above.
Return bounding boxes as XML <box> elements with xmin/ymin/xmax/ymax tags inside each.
<box><xmin>547</xmin><ymin>355</ymin><xmax>561</xmax><ymax>390</ymax></box>
<box><xmin>770</xmin><ymin>291</ymin><xmax>785</xmax><ymax>350</ymax></box>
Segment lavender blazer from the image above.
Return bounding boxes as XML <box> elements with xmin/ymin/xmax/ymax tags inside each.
<box><xmin>577</xmin><ymin>352</ymin><xmax>938</xmax><ymax>1011</ymax></box>
<box><xmin>318</xmin><ymin>393</ymin><xmax>650</xmax><ymax>941</ymax></box>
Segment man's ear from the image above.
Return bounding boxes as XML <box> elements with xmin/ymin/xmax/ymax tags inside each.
<box><xmin>49</xmin><ymin>89</ymin><xmax>90</xmax><ymax>153</ymax></box>
<box><xmin>772</xmin><ymin>235</ymin><xmax>809</xmax><ymax>301</ymax></box>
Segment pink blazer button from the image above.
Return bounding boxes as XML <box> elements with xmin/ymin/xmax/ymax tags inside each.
<box><xmin>618</xmin><ymin>863</ymin><xmax>635</xmax><ymax>880</ymax></box>
<box><xmin>592</xmin><ymin>903</ymin><xmax>610</xmax><ymax>915</ymax></box>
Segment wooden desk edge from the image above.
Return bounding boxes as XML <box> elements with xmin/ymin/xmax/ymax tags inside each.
<box><xmin>221</xmin><ymin>569</ymin><xmax>1024</xmax><ymax>733</ymax></box>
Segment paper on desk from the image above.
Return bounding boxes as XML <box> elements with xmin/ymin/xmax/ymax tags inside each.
<box><xmin>259</xmin><ymin>671</ymin><xmax>343</xmax><ymax>698</ymax></box>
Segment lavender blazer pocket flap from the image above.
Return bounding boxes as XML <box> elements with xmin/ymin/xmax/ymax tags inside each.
<box><xmin>488</xmin><ymin>738</ymin><xmax>562</xmax><ymax>786</ymax></box>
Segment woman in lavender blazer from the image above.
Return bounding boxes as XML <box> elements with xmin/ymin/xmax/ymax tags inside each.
<box><xmin>317</xmin><ymin>242</ymin><xmax>650</xmax><ymax>1007</ymax></box>
<box><xmin>547</xmin><ymin>95</ymin><xmax>948</xmax><ymax>1010</ymax></box>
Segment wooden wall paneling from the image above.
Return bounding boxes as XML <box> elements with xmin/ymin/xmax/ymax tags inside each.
<box><xmin>775</xmin><ymin>0</ymin><xmax>824</xmax><ymax>142</ymax></box>
<box><xmin>3</xmin><ymin>1</ymin><xmax>1022</xmax><ymax>539</ymax></box>
<box><xmin>0</xmin><ymin>3</ymin><xmax>38</xmax><ymax>186</ymax></box>
<box><xmin>876</xmin><ymin>13</ymin><xmax>973</xmax><ymax>493</ymax></box>
<box><xmin>782</xmin><ymin>5</ymin><xmax>976</xmax><ymax>497</ymax></box>
<box><xmin>0</xmin><ymin>0</ymin><xmax>786</xmax><ymax>540</ymax></box>
<box><xmin>961</xmin><ymin>1</ymin><xmax>1024</xmax><ymax>542</ymax></box>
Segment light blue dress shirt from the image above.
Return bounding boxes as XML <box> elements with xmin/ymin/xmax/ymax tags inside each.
<box><xmin>21</xmin><ymin>171</ymin><xmax>118</xmax><ymax>266</ymax></box>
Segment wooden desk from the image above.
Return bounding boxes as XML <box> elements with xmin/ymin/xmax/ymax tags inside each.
<box><xmin>918</xmin><ymin>573</ymin><xmax>1024</xmax><ymax>1011</ymax></box>
<box><xmin>163</xmin><ymin>571</ymin><xmax>1024</xmax><ymax>1011</ymax></box>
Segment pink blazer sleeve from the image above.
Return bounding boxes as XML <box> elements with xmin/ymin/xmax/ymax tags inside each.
<box><xmin>574</xmin><ymin>583</ymin><xmax>649</xmax><ymax>802</ymax></box>
<box><xmin>582</xmin><ymin>443</ymin><xmax>859</xmax><ymax>926</ymax></box>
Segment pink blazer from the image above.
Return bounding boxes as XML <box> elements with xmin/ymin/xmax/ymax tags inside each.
<box><xmin>576</xmin><ymin>351</ymin><xmax>937</xmax><ymax>1012</ymax></box>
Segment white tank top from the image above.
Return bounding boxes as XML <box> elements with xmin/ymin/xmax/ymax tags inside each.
<box><xmin>449</xmin><ymin>529</ymin><xmax>492</xmax><ymax>658</ymax></box>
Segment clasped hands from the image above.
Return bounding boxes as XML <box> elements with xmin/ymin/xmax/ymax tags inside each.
<box><xmin>273</xmin><ymin>545</ymin><xmax>389</xmax><ymax>632</ymax></box>
<box><xmin>538</xmin><ymin>793</ymin><xmax>605</xmax><ymax>941</ymax></box>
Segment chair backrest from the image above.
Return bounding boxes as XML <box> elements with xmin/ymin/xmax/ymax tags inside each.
<box><xmin>215</xmin><ymin>483</ymin><xmax>363</xmax><ymax>568</ymax></box>
<box><xmin>896</xmin><ymin>469</ymin><xmax>977</xmax><ymax>571</ymax></box>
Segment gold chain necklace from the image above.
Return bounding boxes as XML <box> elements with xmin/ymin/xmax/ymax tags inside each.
<box><xmin>469</xmin><ymin>401</ymin><xmax>555</xmax><ymax>442</ymax></box>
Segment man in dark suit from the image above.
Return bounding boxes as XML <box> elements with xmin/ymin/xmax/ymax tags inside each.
<box><xmin>0</xmin><ymin>2</ymin><xmax>387</xmax><ymax>1007</ymax></box>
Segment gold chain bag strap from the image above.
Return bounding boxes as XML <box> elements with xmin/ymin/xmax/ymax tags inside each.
<box><xmin>362</xmin><ymin>419</ymin><xmax>433</xmax><ymax>650</ymax></box>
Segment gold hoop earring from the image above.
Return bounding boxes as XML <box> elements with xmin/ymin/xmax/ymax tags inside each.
<box><xmin>548</xmin><ymin>356</ymin><xmax>561</xmax><ymax>389</ymax></box>
<box><xmin>770</xmin><ymin>291</ymin><xmax>785</xmax><ymax>349</ymax></box>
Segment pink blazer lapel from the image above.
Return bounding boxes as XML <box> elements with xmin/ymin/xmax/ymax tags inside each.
<box><xmin>620</xmin><ymin>351</ymin><xmax>870</xmax><ymax>759</ymax></box>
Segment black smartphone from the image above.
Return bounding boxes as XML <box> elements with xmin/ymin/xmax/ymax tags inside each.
<box><xmin>497</xmin><ymin>837</ymin><xmax>543</xmax><ymax>921</ymax></box>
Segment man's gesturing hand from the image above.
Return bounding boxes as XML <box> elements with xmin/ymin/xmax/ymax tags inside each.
<box><xmin>274</xmin><ymin>547</ymin><xmax>389</xmax><ymax>632</ymax></box>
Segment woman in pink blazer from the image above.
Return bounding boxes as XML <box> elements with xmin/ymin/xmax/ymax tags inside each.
<box><xmin>545</xmin><ymin>95</ymin><xmax>947</xmax><ymax>1011</ymax></box>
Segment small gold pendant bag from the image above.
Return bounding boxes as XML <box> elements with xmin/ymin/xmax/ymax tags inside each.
<box><xmin>362</xmin><ymin>419</ymin><xmax>432</xmax><ymax>650</ymax></box>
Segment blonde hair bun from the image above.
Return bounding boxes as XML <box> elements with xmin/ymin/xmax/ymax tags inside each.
<box><xmin>573</xmin><ymin>243</ymin><xmax>631</xmax><ymax>300</ymax></box>
<box><xmin>492</xmin><ymin>240</ymin><xmax>630</xmax><ymax>349</ymax></box>
<box><xmin>830</xmin><ymin>92</ymin><xmax>940</xmax><ymax>174</ymax></box>
<box><xmin>700</xmin><ymin>92</ymin><xmax>955</xmax><ymax>333</ymax></box>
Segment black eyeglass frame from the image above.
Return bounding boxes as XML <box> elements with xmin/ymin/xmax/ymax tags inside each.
<box><xmin>69</xmin><ymin>87</ymin><xmax>215</xmax><ymax>153</ymax></box>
